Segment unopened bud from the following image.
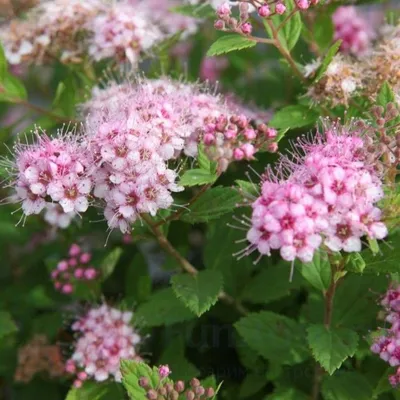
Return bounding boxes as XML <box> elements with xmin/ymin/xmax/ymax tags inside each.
<box><xmin>195</xmin><ymin>386</ymin><xmax>205</xmax><ymax>396</ymax></box>
<box><xmin>158</xmin><ymin>387</ymin><xmax>167</xmax><ymax>396</ymax></box>
<box><xmin>205</xmin><ymin>387</ymin><xmax>215</xmax><ymax>398</ymax></box>
<box><xmin>258</xmin><ymin>5</ymin><xmax>270</xmax><ymax>17</ymax></box>
<box><xmin>275</xmin><ymin>2</ymin><xmax>286</xmax><ymax>14</ymax></box>
<box><xmin>170</xmin><ymin>391</ymin><xmax>179</xmax><ymax>400</ymax></box>
<box><xmin>214</xmin><ymin>20</ymin><xmax>224</xmax><ymax>30</ymax></box>
<box><xmin>240</xmin><ymin>22</ymin><xmax>252</xmax><ymax>35</ymax></box>
<box><xmin>186</xmin><ymin>391</ymin><xmax>195</xmax><ymax>400</ymax></box>
<box><xmin>190</xmin><ymin>378</ymin><xmax>201</xmax><ymax>388</ymax></box>
<box><xmin>174</xmin><ymin>381</ymin><xmax>185</xmax><ymax>393</ymax></box>
<box><xmin>377</xmin><ymin>118</ymin><xmax>386</xmax><ymax>127</ymax></box>
<box><xmin>165</xmin><ymin>383</ymin><xmax>174</xmax><ymax>393</ymax></box>
<box><xmin>147</xmin><ymin>390</ymin><xmax>158</xmax><ymax>400</ymax></box>
<box><xmin>139</xmin><ymin>377</ymin><xmax>150</xmax><ymax>388</ymax></box>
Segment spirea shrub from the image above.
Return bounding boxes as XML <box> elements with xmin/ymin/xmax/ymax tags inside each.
<box><xmin>0</xmin><ymin>1</ymin><xmax>399</xmax><ymax>399</ymax></box>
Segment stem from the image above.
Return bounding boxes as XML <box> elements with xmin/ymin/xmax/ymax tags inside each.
<box><xmin>311</xmin><ymin>263</ymin><xmax>338</xmax><ymax>400</ymax></box>
<box><xmin>142</xmin><ymin>214</ymin><xmax>248</xmax><ymax>316</ymax></box>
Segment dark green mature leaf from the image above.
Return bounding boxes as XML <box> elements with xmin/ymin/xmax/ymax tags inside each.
<box><xmin>135</xmin><ymin>288</ymin><xmax>196</xmax><ymax>327</ymax></box>
<box><xmin>314</xmin><ymin>40</ymin><xmax>342</xmax><ymax>83</ymax></box>
<box><xmin>171</xmin><ymin>270</ymin><xmax>223</xmax><ymax>316</ymax></box>
<box><xmin>267</xmin><ymin>388</ymin><xmax>309</xmax><ymax>400</ymax></box>
<box><xmin>321</xmin><ymin>372</ymin><xmax>373</xmax><ymax>400</ymax></box>
<box><xmin>181</xmin><ymin>187</ymin><xmax>242</xmax><ymax>223</ymax></box>
<box><xmin>235</xmin><ymin>311</ymin><xmax>308</xmax><ymax>365</ymax></box>
<box><xmin>376</xmin><ymin>81</ymin><xmax>396</xmax><ymax>107</ymax></box>
<box><xmin>373</xmin><ymin>367</ymin><xmax>393</xmax><ymax>398</ymax></box>
<box><xmin>239</xmin><ymin>371</ymin><xmax>267</xmax><ymax>398</ymax></box>
<box><xmin>301</xmin><ymin>251</ymin><xmax>331</xmax><ymax>292</ymax></box>
<box><xmin>307</xmin><ymin>325</ymin><xmax>358</xmax><ymax>375</ymax></box>
<box><xmin>66</xmin><ymin>381</ymin><xmax>124</xmax><ymax>400</ymax></box>
<box><xmin>269</xmin><ymin>105</ymin><xmax>319</xmax><ymax>130</ymax></box>
<box><xmin>121</xmin><ymin>361</ymin><xmax>162</xmax><ymax>399</ymax></box>
<box><xmin>125</xmin><ymin>252</ymin><xmax>151</xmax><ymax>304</ymax></box>
<box><xmin>207</xmin><ymin>35</ymin><xmax>256</xmax><ymax>57</ymax></box>
<box><xmin>179</xmin><ymin>169</ymin><xmax>217</xmax><ymax>186</ymax></box>
<box><xmin>313</xmin><ymin>13</ymin><xmax>334</xmax><ymax>51</ymax></box>
<box><xmin>101</xmin><ymin>247</ymin><xmax>122</xmax><ymax>280</ymax></box>
<box><xmin>0</xmin><ymin>73</ymin><xmax>27</xmax><ymax>102</ymax></box>
<box><xmin>0</xmin><ymin>311</ymin><xmax>17</xmax><ymax>339</ymax></box>
<box><xmin>158</xmin><ymin>336</ymin><xmax>200</xmax><ymax>381</ymax></box>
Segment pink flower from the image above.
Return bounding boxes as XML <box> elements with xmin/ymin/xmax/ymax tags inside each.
<box><xmin>275</xmin><ymin>3</ymin><xmax>286</xmax><ymax>14</ymax></box>
<box><xmin>258</xmin><ymin>5</ymin><xmax>270</xmax><ymax>18</ymax></box>
<box><xmin>158</xmin><ymin>365</ymin><xmax>171</xmax><ymax>378</ymax></box>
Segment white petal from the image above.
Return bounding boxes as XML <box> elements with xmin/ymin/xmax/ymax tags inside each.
<box><xmin>74</xmin><ymin>197</ymin><xmax>89</xmax><ymax>213</ymax></box>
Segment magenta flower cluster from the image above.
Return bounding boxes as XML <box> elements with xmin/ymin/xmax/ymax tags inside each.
<box><xmin>371</xmin><ymin>286</ymin><xmax>400</xmax><ymax>387</ymax></box>
<box><xmin>244</xmin><ymin>123</ymin><xmax>387</xmax><ymax>263</ymax></box>
<box><xmin>65</xmin><ymin>304</ymin><xmax>141</xmax><ymax>386</ymax></box>
<box><xmin>50</xmin><ymin>244</ymin><xmax>97</xmax><ymax>294</ymax></box>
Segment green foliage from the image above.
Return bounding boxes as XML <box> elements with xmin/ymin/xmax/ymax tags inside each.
<box><xmin>269</xmin><ymin>105</ymin><xmax>319</xmax><ymax>130</ymax></box>
<box><xmin>207</xmin><ymin>35</ymin><xmax>257</xmax><ymax>56</ymax></box>
<box><xmin>0</xmin><ymin>311</ymin><xmax>17</xmax><ymax>339</ymax></box>
<box><xmin>321</xmin><ymin>372</ymin><xmax>373</xmax><ymax>400</ymax></box>
<box><xmin>179</xmin><ymin>169</ymin><xmax>217</xmax><ymax>186</ymax></box>
<box><xmin>313</xmin><ymin>40</ymin><xmax>342</xmax><ymax>83</ymax></box>
<box><xmin>100</xmin><ymin>247</ymin><xmax>122</xmax><ymax>280</ymax></box>
<box><xmin>171</xmin><ymin>3</ymin><xmax>215</xmax><ymax>18</ymax></box>
<box><xmin>235</xmin><ymin>179</ymin><xmax>259</xmax><ymax>199</ymax></box>
<box><xmin>66</xmin><ymin>382</ymin><xmax>124</xmax><ymax>400</ymax></box>
<box><xmin>300</xmin><ymin>251</ymin><xmax>332</xmax><ymax>292</ymax></box>
<box><xmin>171</xmin><ymin>270</ymin><xmax>223</xmax><ymax>316</ymax></box>
<box><xmin>307</xmin><ymin>325</ymin><xmax>359</xmax><ymax>375</ymax></box>
<box><xmin>376</xmin><ymin>81</ymin><xmax>396</xmax><ymax>107</ymax></box>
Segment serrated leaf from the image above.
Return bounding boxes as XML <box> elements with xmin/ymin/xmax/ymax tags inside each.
<box><xmin>181</xmin><ymin>186</ymin><xmax>242</xmax><ymax>223</ymax></box>
<box><xmin>269</xmin><ymin>105</ymin><xmax>319</xmax><ymax>130</ymax></box>
<box><xmin>65</xmin><ymin>381</ymin><xmax>124</xmax><ymax>400</ymax></box>
<box><xmin>235</xmin><ymin>311</ymin><xmax>308</xmax><ymax>365</ymax></box>
<box><xmin>322</xmin><ymin>372</ymin><xmax>373</xmax><ymax>400</ymax></box>
<box><xmin>235</xmin><ymin>180</ymin><xmax>259</xmax><ymax>199</ymax></box>
<box><xmin>207</xmin><ymin>35</ymin><xmax>256</xmax><ymax>57</ymax></box>
<box><xmin>101</xmin><ymin>247</ymin><xmax>122</xmax><ymax>280</ymax></box>
<box><xmin>314</xmin><ymin>40</ymin><xmax>342</xmax><ymax>83</ymax></box>
<box><xmin>134</xmin><ymin>287</ymin><xmax>196</xmax><ymax>327</ymax></box>
<box><xmin>0</xmin><ymin>311</ymin><xmax>17</xmax><ymax>339</ymax></box>
<box><xmin>197</xmin><ymin>143</ymin><xmax>211</xmax><ymax>171</ymax></box>
<box><xmin>376</xmin><ymin>81</ymin><xmax>395</xmax><ymax>107</ymax></box>
<box><xmin>171</xmin><ymin>270</ymin><xmax>223</xmax><ymax>316</ymax></box>
<box><xmin>307</xmin><ymin>325</ymin><xmax>358</xmax><ymax>375</ymax></box>
<box><xmin>301</xmin><ymin>251</ymin><xmax>331</xmax><ymax>292</ymax></box>
<box><xmin>121</xmin><ymin>361</ymin><xmax>161</xmax><ymax>399</ymax></box>
<box><xmin>179</xmin><ymin>169</ymin><xmax>217</xmax><ymax>186</ymax></box>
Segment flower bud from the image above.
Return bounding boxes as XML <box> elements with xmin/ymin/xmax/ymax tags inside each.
<box><xmin>265</xmin><ymin>127</ymin><xmax>277</xmax><ymax>139</ymax></box>
<box><xmin>204</xmin><ymin>133</ymin><xmax>216</xmax><ymax>145</ymax></box>
<box><xmin>195</xmin><ymin>386</ymin><xmax>205</xmax><ymax>396</ymax></box>
<box><xmin>214</xmin><ymin>20</ymin><xmax>225</xmax><ymax>30</ymax></box>
<box><xmin>158</xmin><ymin>387</ymin><xmax>167</xmax><ymax>395</ymax></box>
<box><xmin>233</xmin><ymin>148</ymin><xmax>245</xmax><ymax>160</ymax></box>
<box><xmin>205</xmin><ymin>387</ymin><xmax>215</xmax><ymax>398</ymax></box>
<box><xmin>296</xmin><ymin>0</ymin><xmax>310</xmax><ymax>9</ymax></box>
<box><xmin>243</xmin><ymin>128</ymin><xmax>256</xmax><ymax>140</ymax></box>
<box><xmin>217</xmin><ymin>2</ymin><xmax>231</xmax><ymax>18</ymax></box>
<box><xmin>165</xmin><ymin>383</ymin><xmax>174</xmax><ymax>393</ymax></box>
<box><xmin>174</xmin><ymin>381</ymin><xmax>185</xmax><ymax>393</ymax></box>
<box><xmin>147</xmin><ymin>390</ymin><xmax>158</xmax><ymax>400</ymax></box>
<box><xmin>139</xmin><ymin>377</ymin><xmax>150</xmax><ymax>388</ymax></box>
<box><xmin>275</xmin><ymin>3</ymin><xmax>286</xmax><ymax>14</ymax></box>
<box><xmin>258</xmin><ymin>5</ymin><xmax>270</xmax><ymax>18</ymax></box>
<box><xmin>240</xmin><ymin>22</ymin><xmax>252</xmax><ymax>35</ymax></box>
<box><xmin>158</xmin><ymin>365</ymin><xmax>171</xmax><ymax>378</ymax></box>
<box><xmin>267</xmin><ymin>142</ymin><xmax>278</xmax><ymax>153</ymax></box>
<box><xmin>186</xmin><ymin>391</ymin><xmax>195</xmax><ymax>400</ymax></box>
<box><xmin>190</xmin><ymin>378</ymin><xmax>200</xmax><ymax>388</ymax></box>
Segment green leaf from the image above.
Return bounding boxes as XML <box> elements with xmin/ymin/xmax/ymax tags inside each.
<box><xmin>100</xmin><ymin>247</ymin><xmax>122</xmax><ymax>280</ymax></box>
<box><xmin>235</xmin><ymin>311</ymin><xmax>308</xmax><ymax>365</ymax></box>
<box><xmin>125</xmin><ymin>252</ymin><xmax>151</xmax><ymax>303</ymax></box>
<box><xmin>121</xmin><ymin>361</ymin><xmax>162</xmax><ymax>399</ymax></box>
<box><xmin>345</xmin><ymin>253</ymin><xmax>366</xmax><ymax>274</ymax></box>
<box><xmin>65</xmin><ymin>381</ymin><xmax>124</xmax><ymax>400</ymax></box>
<box><xmin>376</xmin><ymin>81</ymin><xmax>395</xmax><ymax>107</ymax></box>
<box><xmin>181</xmin><ymin>186</ymin><xmax>242</xmax><ymax>223</ymax></box>
<box><xmin>158</xmin><ymin>336</ymin><xmax>200</xmax><ymax>381</ymax></box>
<box><xmin>171</xmin><ymin>3</ymin><xmax>215</xmax><ymax>18</ymax></box>
<box><xmin>314</xmin><ymin>40</ymin><xmax>342</xmax><ymax>83</ymax></box>
<box><xmin>307</xmin><ymin>325</ymin><xmax>358</xmax><ymax>375</ymax></box>
<box><xmin>135</xmin><ymin>287</ymin><xmax>196</xmax><ymax>327</ymax></box>
<box><xmin>269</xmin><ymin>105</ymin><xmax>319</xmax><ymax>130</ymax></box>
<box><xmin>179</xmin><ymin>169</ymin><xmax>217</xmax><ymax>187</ymax></box>
<box><xmin>0</xmin><ymin>72</ymin><xmax>27</xmax><ymax>102</ymax></box>
<box><xmin>0</xmin><ymin>311</ymin><xmax>17</xmax><ymax>339</ymax></box>
<box><xmin>239</xmin><ymin>372</ymin><xmax>266</xmax><ymax>398</ymax></box>
<box><xmin>235</xmin><ymin>180</ymin><xmax>259</xmax><ymax>199</ymax></box>
<box><xmin>197</xmin><ymin>143</ymin><xmax>211</xmax><ymax>171</ymax></box>
<box><xmin>301</xmin><ymin>251</ymin><xmax>331</xmax><ymax>292</ymax></box>
<box><xmin>367</xmin><ymin>237</ymin><xmax>380</xmax><ymax>255</ymax></box>
<box><xmin>373</xmin><ymin>367</ymin><xmax>393</xmax><ymax>398</ymax></box>
<box><xmin>321</xmin><ymin>372</ymin><xmax>373</xmax><ymax>400</ymax></box>
<box><xmin>207</xmin><ymin>35</ymin><xmax>256</xmax><ymax>57</ymax></box>
<box><xmin>171</xmin><ymin>270</ymin><xmax>223</xmax><ymax>316</ymax></box>
<box><xmin>267</xmin><ymin>388</ymin><xmax>309</xmax><ymax>400</ymax></box>
<box><xmin>313</xmin><ymin>13</ymin><xmax>334</xmax><ymax>51</ymax></box>
<box><xmin>0</xmin><ymin>43</ymin><xmax>6</xmax><ymax>81</ymax></box>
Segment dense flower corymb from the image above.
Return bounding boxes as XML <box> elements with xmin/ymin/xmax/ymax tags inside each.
<box><xmin>65</xmin><ymin>304</ymin><xmax>142</xmax><ymax>386</ymax></box>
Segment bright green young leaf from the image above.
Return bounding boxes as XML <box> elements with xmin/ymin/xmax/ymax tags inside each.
<box><xmin>0</xmin><ymin>43</ymin><xmax>6</xmax><ymax>81</ymax></box>
<box><xmin>101</xmin><ymin>247</ymin><xmax>122</xmax><ymax>280</ymax></box>
<box><xmin>307</xmin><ymin>324</ymin><xmax>358</xmax><ymax>375</ymax></box>
<box><xmin>235</xmin><ymin>180</ymin><xmax>259</xmax><ymax>199</ymax></box>
<box><xmin>321</xmin><ymin>372</ymin><xmax>373</xmax><ymax>400</ymax></box>
<box><xmin>134</xmin><ymin>287</ymin><xmax>196</xmax><ymax>327</ymax></box>
<box><xmin>269</xmin><ymin>105</ymin><xmax>319</xmax><ymax>130</ymax></box>
<box><xmin>181</xmin><ymin>186</ymin><xmax>242</xmax><ymax>223</ymax></box>
<box><xmin>65</xmin><ymin>381</ymin><xmax>124</xmax><ymax>400</ymax></box>
<box><xmin>301</xmin><ymin>251</ymin><xmax>332</xmax><ymax>292</ymax></box>
<box><xmin>345</xmin><ymin>253</ymin><xmax>366</xmax><ymax>274</ymax></box>
<box><xmin>235</xmin><ymin>311</ymin><xmax>308</xmax><ymax>365</ymax></box>
<box><xmin>121</xmin><ymin>361</ymin><xmax>162</xmax><ymax>399</ymax></box>
<box><xmin>179</xmin><ymin>169</ymin><xmax>217</xmax><ymax>186</ymax></box>
<box><xmin>171</xmin><ymin>3</ymin><xmax>215</xmax><ymax>18</ymax></box>
<box><xmin>313</xmin><ymin>13</ymin><xmax>334</xmax><ymax>51</ymax></box>
<box><xmin>313</xmin><ymin>40</ymin><xmax>342</xmax><ymax>83</ymax></box>
<box><xmin>376</xmin><ymin>81</ymin><xmax>395</xmax><ymax>107</ymax></box>
<box><xmin>207</xmin><ymin>35</ymin><xmax>256</xmax><ymax>57</ymax></box>
<box><xmin>0</xmin><ymin>311</ymin><xmax>17</xmax><ymax>339</ymax></box>
<box><xmin>197</xmin><ymin>143</ymin><xmax>211</xmax><ymax>171</ymax></box>
<box><xmin>0</xmin><ymin>73</ymin><xmax>27</xmax><ymax>102</ymax></box>
<box><xmin>171</xmin><ymin>270</ymin><xmax>223</xmax><ymax>316</ymax></box>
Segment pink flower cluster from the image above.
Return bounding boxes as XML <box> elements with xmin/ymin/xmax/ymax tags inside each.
<box><xmin>333</xmin><ymin>6</ymin><xmax>375</xmax><ymax>56</ymax></box>
<box><xmin>243</xmin><ymin>122</ymin><xmax>387</xmax><ymax>263</ymax></box>
<box><xmin>65</xmin><ymin>304</ymin><xmax>141</xmax><ymax>386</ymax></box>
<box><xmin>50</xmin><ymin>244</ymin><xmax>97</xmax><ymax>294</ymax></box>
<box><xmin>371</xmin><ymin>286</ymin><xmax>400</xmax><ymax>387</ymax></box>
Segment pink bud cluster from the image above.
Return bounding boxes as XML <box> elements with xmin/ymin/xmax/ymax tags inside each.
<box><xmin>333</xmin><ymin>6</ymin><xmax>375</xmax><ymax>56</ymax></box>
<box><xmin>371</xmin><ymin>286</ymin><xmax>400</xmax><ymax>387</ymax></box>
<box><xmin>214</xmin><ymin>1</ymin><xmax>318</xmax><ymax>34</ymax></box>
<box><xmin>203</xmin><ymin>114</ymin><xmax>278</xmax><ymax>171</ymax></box>
<box><xmin>242</xmin><ymin>122</ymin><xmax>387</xmax><ymax>263</ymax></box>
<box><xmin>65</xmin><ymin>304</ymin><xmax>141</xmax><ymax>386</ymax></box>
<box><xmin>50</xmin><ymin>244</ymin><xmax>97</xmax><ymax>294</ymax></box>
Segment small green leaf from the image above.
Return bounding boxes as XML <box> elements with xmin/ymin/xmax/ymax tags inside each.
<box><xmin>181</xmin><ymin>186</ymin><xmax>242</xmax><ymax>223</ymax></box>
<box><xmin>307</xmin><ymin>324</ymin><xmax>359</xmax><ymax>375</ymax></box>
<box><xmin>301</xmin><ymin>251</ymin><xmax>332</xmax><ymax>292</ymax></box>
<box><xmin>269</xmin><ymin>105</ymin><xmax>319</xmax><ymax>130</ymax></box>
<box><xmin>322</xmin><ymin>372</ymin><xmax>373</xmax><ymax>400</ymax></box>
<box><xmin>179</xmin><ymin>169</ymin><xmax>217</xmax><ymax>187</ymax></box>
<box><xmin>0</xmin><ymin>43</ymin><xmax>7</xmax><ymax>81</ymax></box>
<box><xmin>345</xmin><ymin>253</ymin><xmax>366</xmax><ymax>274</ymax></box>
<box><xmin>171</xmin><ymin>270</ymin><xmax>223</xmax><ymax>316</ymax></box>
<box><xmin>0</xmin><ymin>73</ymin><xmax>27</xmax><ymax>102</ymax></box>
<box><xmin>100</xmin><ymin>247</ymin><xmax>122</xmax><ymax>280</ymax></box>
<box><xmin>313</xmin><ymin>13</ymin><xmax>334</xmax><ymax>51</ymax></box>
<box><xmin>197</xmin><ymin>143</ymin><xmax>211</xmax><ymax>171</ymax></box>
<box><xmin>235</xmin><ymin>311</ymin><xmax>308</xmax><ymax>365</ymax></box>
<box><xmin>367</xmin><ymin>237</ymin><xmax>380</xmax><ymax>255</ymax></box>
<box><xmin>235</xmin><ymin>180</ymin><xmax>259</xmax><ymax>199</ymax></box>
<box><xmin>65</xmin><ymin>381</ymin><xmax>124</xmax><ymax>400</ymax></box>
<box><xmin>171</xmin><ymin>3</ymin><xmax>215</xmax><ymax>18</ymax></box>
<box><xmin>314</xmin><ymin>40</ymin><xmax>342</xmax><ymax>83</ymax></box>
<box><xmin>0</xmin><ymin>311</ymin><xmax>17</xmax><ymax>339</ymax></box>
<box><xmin>376</xmin><ymin>81</ymin><xmax>395</xmax><ymax>107</ymax></box>
<box><xmin>207</xmin><ymin>35</ymin><xmax>256</xmax><ymax>57</ymax></box>
<box><xmin>135</xmin><ymin>288</ymin><xmax>196</xmax><ymax>327</ymax></box>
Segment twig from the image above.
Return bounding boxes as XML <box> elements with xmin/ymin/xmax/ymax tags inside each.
<box><xmin>142</xmin><ymin>214</ymin><xmax>249</xmax><ymax>316</ymax></box>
